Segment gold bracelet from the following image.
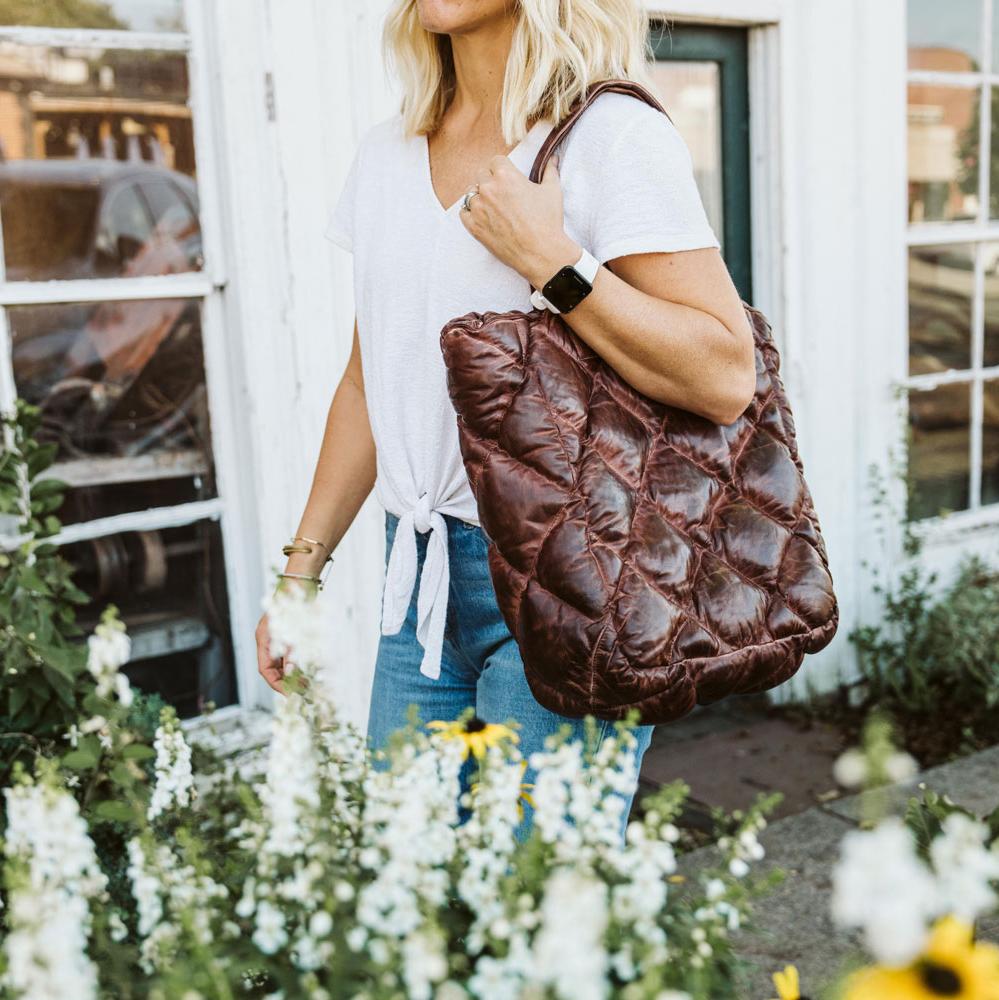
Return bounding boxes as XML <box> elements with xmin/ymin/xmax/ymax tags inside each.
<box><xmin>296</xmin><ymin>534</ymin><xmax>333</xmax><ymax>556</ymax></box>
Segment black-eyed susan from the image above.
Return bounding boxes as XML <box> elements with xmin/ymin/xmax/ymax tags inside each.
<box><xmin>426</xmin><ymin>716</ymin><xmax>518</xmax><ymax>761</ymax></box>
<box><xmin>842</xmin><ymin>916</ymin><xmax>999</xmax><ymax>1000</ymax></box>
<box><xmin>772</xmin><ymin>964</ymin><xmax>811</xmax><ymax>1000</ymax></box>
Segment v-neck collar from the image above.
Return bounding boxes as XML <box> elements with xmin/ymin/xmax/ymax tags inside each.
<box><xmin>420</xmin><ymin>116</ymin><xmax>555</xmax><ymax>216</ymax></box>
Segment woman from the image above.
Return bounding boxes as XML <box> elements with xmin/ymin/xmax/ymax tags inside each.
<box><xmin>255</xmin><ymin>0</ymin><xmax>756</xmax><ymax>827</ymax></box>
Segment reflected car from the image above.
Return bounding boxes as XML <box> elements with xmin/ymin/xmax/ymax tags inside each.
<box><xmin>3</xmin><ymin>159</ymin><xmax>208</xmax><ymax>461</ymax></box>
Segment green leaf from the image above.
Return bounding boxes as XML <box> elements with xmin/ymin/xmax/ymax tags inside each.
<box><xmin>122</xmin><ymin>744</ymin><xmax>156</xmax><ymax>761</ymax></box>
<box><xmin>93</xmin><ymin>800</ymin><xmax>136</xmax><ymax>824</ymax></box>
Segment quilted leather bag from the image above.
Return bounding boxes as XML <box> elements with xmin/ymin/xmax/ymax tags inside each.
<box><xmin>439</xmin><ymin>78</ymin><xmax>838</xmax><ymax>725</ymax></box>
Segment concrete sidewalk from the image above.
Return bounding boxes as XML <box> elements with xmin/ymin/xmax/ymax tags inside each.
<box><xmin>677</xmin><ymin>745</ymin><xmax>999</xmax><ymax>998</ymax></box>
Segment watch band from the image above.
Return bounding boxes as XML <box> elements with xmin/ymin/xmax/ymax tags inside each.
<box><xmin>530</xmin><ymin>247</ymin><xmax>600</xmax><ymax>314</ymax></box>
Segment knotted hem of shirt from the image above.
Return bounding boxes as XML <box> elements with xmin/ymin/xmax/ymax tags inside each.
<box><xmin>380</xmin><ymin>492</ymin><xmax>450</xmax><ymax>681</ymax></box>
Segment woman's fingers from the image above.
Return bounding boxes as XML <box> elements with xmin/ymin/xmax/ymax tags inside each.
<box><xmin>255</xmin><ymin>613</ymin><xmax>286</xmax><ymax>695</ymax></box>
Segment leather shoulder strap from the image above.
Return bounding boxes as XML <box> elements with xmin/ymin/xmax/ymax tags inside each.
<box><xmin>528</xmin><ymin>77</ymin><xmax>672</xmax><ymax>183</ymax></box>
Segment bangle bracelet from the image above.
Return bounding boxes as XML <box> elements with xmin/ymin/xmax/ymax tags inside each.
<box><xmin>296</xmin><ymin>534</ymin><xmax>333</xmax><ymax>556</ymax></box>
<box><xmin>277</xmin><ymin>571</ymin><xmax>320</xmax><ymax>585</ymax></box>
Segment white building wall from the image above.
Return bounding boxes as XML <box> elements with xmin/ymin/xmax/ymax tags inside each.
<box><xmin>209</xmin><ymin>0</ymin><xmax>989</xmax><ymax>724</ymax></box>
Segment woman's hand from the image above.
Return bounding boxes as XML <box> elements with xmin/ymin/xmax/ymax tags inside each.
<box><xmin>255</xmin><ymin>610</ymin><xmax>285</xmax><ymax>695</ymax></box>
<box><xmin>459</xmin><ymin>152</ymin><xmax>581</xmax><ymax>286</ymax></box>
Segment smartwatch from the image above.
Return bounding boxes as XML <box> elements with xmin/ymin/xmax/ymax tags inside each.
<box><xmin>530</xmin><ymin>247</ymin><xmax>600</xmax><ymax>315</ymax></box>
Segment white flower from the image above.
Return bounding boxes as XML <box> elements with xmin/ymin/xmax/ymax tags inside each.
<box><xmin>883</xmin><ymin>751</ymin><xmax>918</xmax><ymax>784</ymax></box>
<box><xmin>833</xmin><ymin>748</ymin><xmax>868</xmax><ymax>788</ymax></box>
<box><xmin>831</xmin><ymin>817</ymin><xmax>937</xmax><ymax>965</ymax></box>
<box><xmin>531</xmin><ymin>869</ymin><xmax>609</xmax><ymax>1000</ymax></box>
<box><xmin>2</xmin><ymin>779</ymin><xmax>107</xmax><ymax>1000</ymax></box>
<box><xmin>929</xmin><ymin>813</ymin><xmax>999</xmax><ymax>922</ymax></box>
<box><xmin>147</xmin><ymin>709</ymin><xmax>194</xmax><ymax>821</ymax></box>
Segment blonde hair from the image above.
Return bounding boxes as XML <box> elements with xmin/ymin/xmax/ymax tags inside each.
<box><xmin>382</xmin><ymin>0</ymin><xmax>655</xmax><ymax>144</ymax></box>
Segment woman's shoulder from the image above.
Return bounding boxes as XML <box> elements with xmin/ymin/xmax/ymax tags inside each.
<box><xmin>353</xmin><ymin>111</ymin><xmax>408</xmax><ymax>160</ymax></box>
<box><xmin>563</xmin><ymin>86</ymin><xmax>687</xmax><ymax>161</ymax></box>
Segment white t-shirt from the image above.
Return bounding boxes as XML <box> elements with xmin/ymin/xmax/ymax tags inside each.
<box><xmin>325</xmin><ymin>89</ymin><xmax>720</xmax><ymax>682</ymax></box>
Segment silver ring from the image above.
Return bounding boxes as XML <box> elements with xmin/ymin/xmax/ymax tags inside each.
<box><xmin>461</xmin><ymin>185</ymin><xmax>479</xmax><ymax>212</ymax></box>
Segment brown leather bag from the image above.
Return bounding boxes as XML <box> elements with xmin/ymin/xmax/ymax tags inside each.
<box><xmin>439</xmin><ymin>78</ymin><xmax>838</xmax><ymax>725</ymax></box>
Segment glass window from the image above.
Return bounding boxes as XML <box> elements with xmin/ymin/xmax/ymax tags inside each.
<box><xmin>60</xmin><ymin>519</ymin><xmax>237</xmax><ymax>719</ymax></box>
<box><xmin>0</xmin><ymin>14</ymin><xmax>239</xmax><ymax>720</ymax></box>
<box><xmin>9</xmin><ymin>296</ymin><xmax>217</xmax><ymax>524</ymax></box>
<box><xmin>907</xmin><ymin>383</ymin><xmax>972</xmax><ymax>520</ymax></box>
<box><xmin>0</xmin><ymin>1</ymin><xmax>185</xmax><ymax>32</ymax></box>
<box><xmin>908</xmin><ymin>244</ymin><xmax>975</xmax><ymax>375</ymax></box>
<box><xmin>908</xmin><ymin>0</ymin><xmax>982</xmax><ymax>71</ymax></box>
<box><xmin>0</xmin><ymin>42</ymin><xmax>199</xmax><ymax>281</ymax></box>
<box><xmin>647</xmin><ymin>60</ymin><xmax>724</xmax><ymax>248</ymax></box>
<box><xmin>907</xmin><ymin>84</ymin><xmax>980</xmax><ymax>224</ymax></box>
<box><xmin>984</xmin><ymin>379</ymin><xmax>999</xmax><ymax>504</ymax></box>
<box><xmin>906</xmin><ymin>1</ymin><xmax>999</xmax><ymax>521</ymax></box>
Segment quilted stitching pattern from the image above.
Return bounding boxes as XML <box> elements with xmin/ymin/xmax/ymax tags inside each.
<box><xmin>439</xmin><ymin>304</ymin><xmax>839</xmax><ymax>725</ymax></box>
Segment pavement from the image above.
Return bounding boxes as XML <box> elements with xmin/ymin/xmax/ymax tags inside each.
<box><xmin>676</xmin><ymin>744</ymin><xmax>999</xmax><ymax>998</ymax></box>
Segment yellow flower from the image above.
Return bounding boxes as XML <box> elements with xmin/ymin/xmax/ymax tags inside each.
<box><xmin>426</xmin><ymin>716</ymin><xmax>518</xmax><ymax>761</ymax></box>
<box><xmin>842</xmin><ymin>917</ymin><xmax>999</xmax><ymax>1000</ymax></box>
<box><xmin>772</xmin><ymin>964</ymin><xmax>809</xmax><ymax>1000</ymax></box>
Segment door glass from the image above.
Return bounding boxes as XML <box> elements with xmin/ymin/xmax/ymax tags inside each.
<box><xmin>9</xmin><ymin>296</ymin><xmax>217</xmax><ymax>525</ymax></box>
<box><xmin>908</xmin><ymin>0</ymin><xmax>982</xmax><ymax>70</ymax></box>
<box><xmin>908</xmin><ymin>244</ymin><xmax>975</xmax><ymax>376</ymax></box>
<box><xmin>907</xmin><ymin>83</ymin><xmax>981</xmax><ymax>223</ymax></box>
<box><xmin>0</xmin><ymin>1</ymin><xmax>185</xmax><ymax>31</ymax></box>
<box><xmin>647</xmin><ymin>60</ymin><xmax>724</xmax><ymax>249</ymax></box>
<box><xmin>0</xmin><ymin>42</ymin><xmax>199</xmax><ymax>281</ymax></box>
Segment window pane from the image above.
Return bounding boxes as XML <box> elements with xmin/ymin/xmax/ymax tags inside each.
<box><xmin>984</xmin><ymin>380</ymin><xmax>999</xmax><ymax>505</ymax></box>
<box><xmin>10</xmin><ymin>297</ymin><xmax>217</xmax><ymax>525</ymax></box>
<box><xmin>647</xmin><ymin>60</ymin><xmax>724</xmax><ymax>250</ymax></box>
<box><xmin>908</xmin><ymin>244</ymin><xmax>975</xmax><ymax>375</ymax></box>
<box><xmin>908</xmin><ymin>0</ymin><xmax>983</xmax><ymax>71</ymax></box>
<box><xmin>985</xmin><ymin>246</ymin><xmax>999</xmax><ymax>367</ymax></box>
<box><xmin>0</xmin><ymin>1</ymin><xmax>185</xmax><ymax>32</ymax></box>
<box><xmin>908</xmin><ymin>84</ymin><xmax>980</xmax><ymax>223</ymax></box>
<box><xmin>0</xmin><ymin>42</ymin><xmax>201</xmax><ymax>281</ymax></box>
<box><xmin>61</xmin><ymin>519</ymin><xmax>237</xmax><ymax>718</ymax></box>
<box><xmin>908</xmin><ymin>382</ymin><xmax>972</xmax><ymax>520</ymax></box>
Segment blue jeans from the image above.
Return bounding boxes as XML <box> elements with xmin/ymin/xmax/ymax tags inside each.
<box><xmin>367</xmin><ymin>509</ymin><xmax>655</xmax><ymax>835</ymax></box>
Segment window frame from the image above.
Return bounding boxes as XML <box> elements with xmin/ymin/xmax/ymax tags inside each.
<box><xmin>648</xmin><ymin>21</ymin><xmax>754</xmax><ymax>303</ymax></box>
<box><xmin>0</xmin><ymin>2</ymin><xmax>263</xmax><ymax>723</ymax></box>
<box><xmin>905</xmin><ymin>0</ymin><xmax>999</xmax><ymax>523</ymax></box>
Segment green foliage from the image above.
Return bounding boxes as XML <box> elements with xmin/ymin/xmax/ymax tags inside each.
<box><xmin>0</xmin><ymin>401</ymin><xmax>167</xmax><ymax>788</ymax></box>
<box><xmin>847</xmin><ymin>463</ymin><xmax>999</xmax><ymax>761</ymax></box>
<box><xmin>851</xmin><ymin>556</ymin><xmax>999</xmax><ymax>717</ymax></box>
<box><xmin>0</xmin><ymin>0</ymin><xmax>125</xmax><ymax>29</ymax></box>
<box><xmin>0</xmin><ymin>401</ymin><xmax>94</xmax><ymax>781</ymax></box>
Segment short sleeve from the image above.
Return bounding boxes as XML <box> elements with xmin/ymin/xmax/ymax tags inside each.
<box><xmin>585</xmin><ymin>111</ymin><xmax>720</xmax><ymax>265</ymax></box>
<box><xmin>324</xmin><ymin>139</ymin><xmax>364</xmax><ymax>253</ymax></box>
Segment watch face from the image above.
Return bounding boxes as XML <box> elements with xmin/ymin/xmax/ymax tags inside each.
<box><xmin>543</xmin><ymin>264</ymin><xmax>593</xmax><ymax>313</ymax></box>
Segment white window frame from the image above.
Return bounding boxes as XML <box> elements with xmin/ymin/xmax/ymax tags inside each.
<box><xmin>904</xmin><ymin>0</ymin><xmax>999</xmax><ymax>540</ymax></box>
<box><xmin>0</xmin><ymin>0</ymin><xmax>266</xmax><ymax>722</ymax></box>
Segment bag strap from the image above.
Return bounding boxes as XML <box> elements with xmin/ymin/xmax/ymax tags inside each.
<box><xmin>527</xmin><ymin>77</ymin><xmax>672</xmax><ymax>184</ymax></box>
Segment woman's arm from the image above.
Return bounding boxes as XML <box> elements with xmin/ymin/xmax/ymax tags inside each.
<box><xmin>522</xmin><ymin>235</ymin><xmax>756</xmax><ymax>426</ymax></box>
<box><xmin>460</xmin><ymin>155</ymin><xmax>757</xmax><ymax>426</ymax></box>
<box><xmin>255</xmin><ymin>319</ymin><xmax>376</xmax><ymax>692</ymax></box>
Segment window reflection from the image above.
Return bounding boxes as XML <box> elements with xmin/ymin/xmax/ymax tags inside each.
<box><xmin>61</xmin><ymin>519</ymin><xmax>237</xmax><ymax>719</ymax></box>
<box><xmin>647</xmin><ymin>60</ymin><xmax>724</xmax><ymax>250</ymax></box>
<box><xmin>908</xmin><ymin>83</ymin><xmax>980</xmax><ymax>223</ymax></box>
<box><xmin>908</xmin><ymin>244</ymin><xmax>974</xmax><ymax>376</ymax></box>
<box><xmin>10</xmin><ymin>296</ymin><xmax>216</xmax><ymax>525</ymax></box>
<box><xmin>908</xmin><ymin>383</ymin><xmax>972</xmax><ymax>520</ymax></box>
<box><xmin>0</xmin><ymin>1</ymin><xmax>185</xmax><ymax>32</ymax></box>
<box><xmin>908</xmin><ymin>0</ymin><xmax>982</xmax><ymax>71</ymax></box>
<box><xmin>984</xmin><ymin>380</ymin><xmax>999</xmax><ymax>505</ymax></box>
<box><xmin>984</xmin><ymin>245</ymin><xmax>999</xmax><ymax>368</ymax></box>
<box><xmin>0</xmin><ymin>42</ymin><xmax>200</xmax><ymax>281</ymax></box>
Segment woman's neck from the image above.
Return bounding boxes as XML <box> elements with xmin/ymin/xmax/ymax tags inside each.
<box><xmin>445</xmin><ymin>15</ymin><xmax>516</xmax><ymax>130</ymax></box>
